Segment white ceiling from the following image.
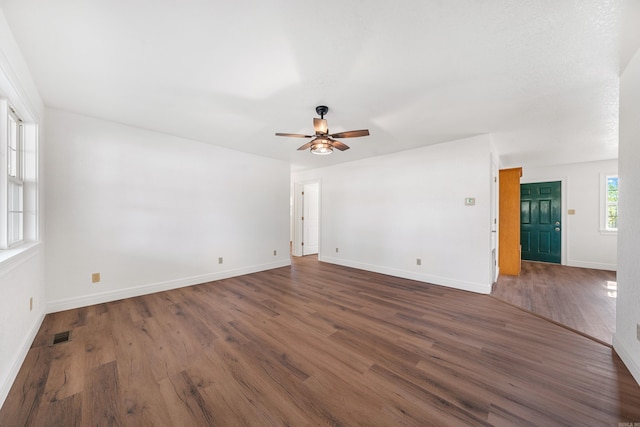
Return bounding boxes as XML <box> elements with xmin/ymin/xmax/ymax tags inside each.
<box><xmin>0</xmin><ymin>0</ymin><xmax>634</xmax><ymax>171</ymax></box>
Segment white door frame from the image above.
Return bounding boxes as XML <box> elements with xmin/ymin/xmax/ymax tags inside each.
<box><xmin>491</xmin><ymin>157</ymin><xmax>498</xmax><ymax>283</ymax></box>
<box><xmin>292</xmin><ymin>179</ymin><xmax>321</xmax><ymax>257</ymax></box>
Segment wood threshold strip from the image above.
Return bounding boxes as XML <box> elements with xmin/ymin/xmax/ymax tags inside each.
<box><xmin>489</xmin><ymin>295</ymin><xmax>612</xmax><ymax>348</ymax></box>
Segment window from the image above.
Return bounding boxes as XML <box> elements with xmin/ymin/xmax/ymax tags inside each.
<box><xmin>603</xmin><ymin>174</ymin><xmax>618</xmax><ymax>232</ymax></box>
<box><xmin>1</xmin><ymin>98</ymin><xmax>35</xmax><ymax>251</ymax></box>
<box><xmin>7</xmin><ymin>109</ymin><xmax>24</xmax><ymax>246</ymax></box>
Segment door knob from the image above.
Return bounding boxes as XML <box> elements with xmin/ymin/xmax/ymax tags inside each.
<box><xmin>555</xmin><ymin>227</ymin><xmax>560</xmax><ymax>232</ymax></box>
<box><xmin>555</xmin><ymin>221</ymin><xmax>560</xmax><ymax>226</ymax></box>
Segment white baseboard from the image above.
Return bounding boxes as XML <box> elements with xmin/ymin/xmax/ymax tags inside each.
<box><xmin>567</xmin><ymin>260</ymin><xmax>617</xmax><ymax>271</ymax></box>
<box><xmin>46</xmin><ymin>259</ymin><xmax>291</xmax><ymax>313</ymax></box>
<box><xmin>613</xmin><ymin>334</ymin><xmax>640</xmax><ymax>386</ymax></box>
<box><xmin>0</xmin><ymin>310</ymin><xmax>45</xmax><ymax>408</ymax></box>
<box><xmin>319</xmin><ymin>256</ymin><xmax>492</xmax><ymax>294</ymax></box>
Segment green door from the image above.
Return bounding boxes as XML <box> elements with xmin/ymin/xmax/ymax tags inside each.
<box><xmin>520</xmin><ymin>181</ymin><xmax>561</xmax><ymax>263</ymax></box>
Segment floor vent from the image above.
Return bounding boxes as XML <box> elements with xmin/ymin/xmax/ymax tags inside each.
<box><xmin>52</xmin><ymin>331</ymin><xmax>70</xmax><ymax>345</ymax></box>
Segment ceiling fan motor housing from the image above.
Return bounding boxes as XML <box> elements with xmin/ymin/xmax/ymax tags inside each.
<box><xmin>315</xmin><ymin>105</ymin><xmax>328</xmax><ymax>118</ymax></box>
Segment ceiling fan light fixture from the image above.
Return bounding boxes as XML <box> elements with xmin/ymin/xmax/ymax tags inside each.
<box><xmin>276</xmin><ymin>105</ymin><xmax>369</xmax><ymax>155</ymax></box>
<box><xmin>311</xmin><ymin>141</ymin><xmax>333</xmax><ymax>155</ymax></box>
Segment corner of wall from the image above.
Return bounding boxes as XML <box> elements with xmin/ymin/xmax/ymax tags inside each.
<box><xmin>46</xmin><ymin>259</ymin><xmax>292</xmax><ymax>314</ymax></box>
<box><xmin>0</xmin><ymin>10</ymin><xmax>47</xmax><ymax>410</ymax></box>
<box><xmin>0</xmin><ymin>309</ymin><xmax>45</xmax><ymax>408</ymax></box>
<box><xmin>617</xmin><ymin>42</ymin><xmax>640</xmax><ymax>388</ymax></box>
<box><xmin>613</xmin><ymin>334</ymin><xmax>640</xmax><ymax>385</ymax></box>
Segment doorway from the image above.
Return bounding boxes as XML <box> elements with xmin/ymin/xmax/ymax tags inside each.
<box><xmin>520</xmin><ymin>181</ymin><xmax>561</xmax><ymax>263</ymax></box>
<box><xmin>302</xmin><ymin>182</ymin><xmax>319</xmax><ymax>255</ymax></box>
<box><xmin>292</xmin><ymin>180</ymin><xmax>320</xmax><ymax>257</ymax></box>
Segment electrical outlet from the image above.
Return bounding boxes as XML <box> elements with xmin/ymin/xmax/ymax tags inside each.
<box><xmin>92</xmin><ymin>273</ymin><xmax>100</xmax><ymax>283</ymax></box>
<box><xmin>29</xmin><ymin>297</ymin><xmax>33</xmax><ymax>311</ymax></box>
<box><xmin>273</xmin><ymin>250</ymin><xmax>277</xmax><ymax>256</ymax></box>
<box><xmin>218</xmin><ymin>257</ymin><xmax>223</xmax><ymax>264</ymax></box>
<box><xmin>416</xmin><ymin>258</ymin><xmax>422</xmax><ymax>266</ymax></box>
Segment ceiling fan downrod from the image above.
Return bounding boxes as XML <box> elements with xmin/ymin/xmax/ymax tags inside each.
<box><xmin>315</xmin><ymin>105</ymin><xmax>328</xmax><ymax>119</ymax></box>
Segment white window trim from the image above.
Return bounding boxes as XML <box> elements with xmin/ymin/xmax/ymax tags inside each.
<box><xmin>0</xmin><ymin>98</ymin><xmax>9</xmax><ymax>248</ymax></box>
<box><xmin>0</xmin><ymin>98</ymin><xmax>38</xmax><ymax>252</ymax></box>
<box><xmin>599</xmin><ymin>173</ymin><xmax>618</xmax><ymax>235</ymax></box>
<box><xmin>7</xmin><ymin>108</ymin><xmax>24</xmax><ymax>247</ymax></box>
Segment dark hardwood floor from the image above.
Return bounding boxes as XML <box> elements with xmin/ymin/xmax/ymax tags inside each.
<box><xmin>1</xmin><ymin>256</ymin><xmax>639</xmax><ymax>426</ymax></box>
<box><xmin>492</xmin><ymin>261</ymin><xmax>617</xmax><ymax>345</ymax></box>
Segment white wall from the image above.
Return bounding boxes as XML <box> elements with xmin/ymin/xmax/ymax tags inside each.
<box><xmin>614</xmin><ymin>47</ymin><xmax>640</xmax><ymax>384</ymax></box>
<box><xmin>293</xmin><ymin>135</ymin><xmax>494</xmax><ymax>294</ymax></box>
<box><xmin>0</xmin><ymin>9</ymin><xmax>46</xmax><ymax>408</ymax></box>
<box><xmin>45</xmin><ymin>109</ymin><xmax>291</xmax><ymax>311</ymax></box>
<box><xmin>522</xmin><ymin>159</ymin><xmax>618</xmax><ymax>271</ymax></box>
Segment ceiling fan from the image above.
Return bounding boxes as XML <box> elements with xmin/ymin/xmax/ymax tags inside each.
<box><xmin>275</xmin><ymin>105</ymin><xmax>370</xmax><ymax>155</ymax></box>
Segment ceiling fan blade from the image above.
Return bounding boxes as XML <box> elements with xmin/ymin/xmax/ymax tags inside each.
<box><xmin>329</xmin><ymin>129</ymin><xmax>370</xmax><ymax>139</ymax></box>
<box><xmin>329</xmin><ymin>139</ymin><xmax>350</xmax><ymax>151</ymax></box>
<box><xmin>297</xmin><ymin>140</ymin><xmax>315</xmax><ymax>151</ymax></box>
<box><xmin>313</xmin><ymin>118</ymin><xmax>328</xmax><ymax>134</ymax></box>
<box><xmin>275</xmin><ymin>132</ymin><xmax>313</xmax><ymax>138</ymax></box>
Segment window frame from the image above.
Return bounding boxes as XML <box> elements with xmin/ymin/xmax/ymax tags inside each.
<box><xmin>0</xmin><ymin>98</ymin><xmax>36</xmax><ymax>251</ymax></box>
<box><xmin>7</xmin><ymin>108</ymin><xmax>24</xmax><ymax>247</ymax></box>
<box><xmin>600</xmin><ymin>173</ymin><xmax>618</xmax><ymax>234</ymax></box>
<box><xmin>0</xmin><ymin>65</ymin><xmax>40</xmax><ymax>261</ymax></box>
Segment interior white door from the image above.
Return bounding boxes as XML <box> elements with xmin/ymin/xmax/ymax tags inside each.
<box><xmin>303</xmin><ymin>182</ymin><xmax>319</xmax><ymax>255</ymax></box>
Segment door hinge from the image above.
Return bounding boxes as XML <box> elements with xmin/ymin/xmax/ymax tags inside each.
<box><xmin>301</xmin><ymin>216</ymin><xmax>304</xmax><ymax>221</ymax></box>
<box><xmin>302</xmin><ymin>242</ymin><xmax>304</xmax><ymax>246</ymax></box>
<box><xmin>494</xmin><ymin>177</ymin><xmax>497</xmax><ymax>182</ymax></box>
<box><xmin>302</xmin><ymin>191</ymin><xmax>304</xmax><ymax>195</ymax></box>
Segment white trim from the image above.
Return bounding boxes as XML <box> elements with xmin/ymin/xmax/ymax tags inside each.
<box><xmin>292</xmin><ymin>182</ymin><xmax>302</xmax><ymax>257</ymax></box>
<box><xmin>0</xmin><ymin>241</ymin><xmax>40</xmax><ymax>274</ymax></box>
<box><xmin>0</xmin><ymin>99</ymin><xmax>7</xmax><ymax>249</ymax></box>
<box><xmin>0</xmin><ymin>310</ymin><xmax>45</xmax><ymax>408</ymax></box>
<box><xmin>46</xmin><ymin>259</ymin><xmax>291</xmax><ymax>313</ymax></box>
<box><xmin>490</xmin><ymin>154</ymin><xmax>498</xmax><ymax>284</ymax></box>
<box><xmin>0</xmin><ymin>100</ymin><xmax>39</xmax><ymax>253</ymax></box>
<box><xmin>22</xmin><ymin>122</ymin><xmax>38</xmax><ymax>243</ymax></box>
<box><xmin>566</xmin><ymin>259</ymin><xmax>617</xmax><ymax>271</ymax></box>
<box><xmin>320</xmin><ymin>255</ymin><xmax>492</xmax><ymax>295</ymax></box>
<box><xmin>613</xmin><ymin>334</ymin><xmax>640</xmax><ymax>386</ymax></box>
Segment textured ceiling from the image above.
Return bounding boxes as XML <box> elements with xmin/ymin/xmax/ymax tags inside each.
<box><xmin>0</xmin><ymin>0</ymin><xmax>629</xmax><ymax>171</ymax></box>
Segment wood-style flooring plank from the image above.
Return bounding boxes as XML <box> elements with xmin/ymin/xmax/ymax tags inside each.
<box><xmin>40</xmin><ymin>338</ymin><xmax>85</xmax><ymax>404</ymax></box>
<box><xmin>0</xmin><ymin>346</ymin><xmax>51</xmax><ymax>427</ymax></box>
<box><xmin>1</xmin><ymin>255</ymin><xmax>639</xmax><ymax>426</ymax></box>
<box><xmin>32</xmin><ymin>392</ymin><xmax>82</xmax><ymax>427</ymax></box>
<box><xmin>82</xmin><ymin>361</ymin><xmax>122</xmax><ymax>427</ymax></box>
